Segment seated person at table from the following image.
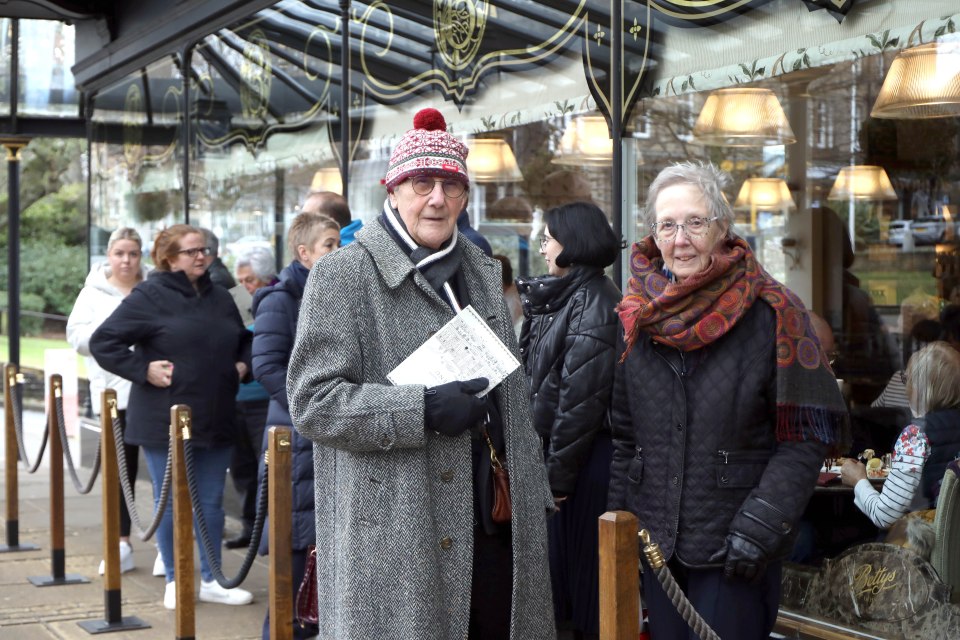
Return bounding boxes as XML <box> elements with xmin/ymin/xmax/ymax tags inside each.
<box><xmin>841</xmin><ymin>341</ymin><xmax>960</xmax><ymax>529</ymax></box>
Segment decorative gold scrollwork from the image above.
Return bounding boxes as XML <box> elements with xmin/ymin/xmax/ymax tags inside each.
<box><xmin>240</xmin><ymin>28</ymin><xmax>272</xmax><ymax>121</ymax></box>
<box><xmin>433</xmin><ymin>0</ymin><xmax>488</xmax><ymax>72</ymax></box>
<box><xmin>122</xmin><ymin>84</ymin><xmax>145</xmax><ymax>176</ymax></box>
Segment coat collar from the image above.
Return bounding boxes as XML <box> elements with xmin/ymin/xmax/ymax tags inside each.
<box><xmin>356</xmin><ymin>218</ymin><xmax>502</xmax><ymax>317</ymax></box>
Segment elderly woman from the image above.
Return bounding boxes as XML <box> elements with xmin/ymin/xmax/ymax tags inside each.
<box><xmin>842</xmin><ymin>341</ymin><xmax>960</xmax><ymax>527</ymax></box>
<box><xmin>67</xmin><ymin>227</ymin><xmax>151</xmax><ymax>575</ymax></box>
<box><xmin>607</xmin><ymin>162</ymin><xmax>848</xmax><ymax>640</ymax></box>
<box><xmin>235</xmin><ymin>247</ymin><xmax>278</xmax><ymax>295</ymax></box>
<box><xmin>517</xmin><ymin>201</ymin><xmax>621</xmax><ymax>638</ymax></box>
<box><xmin>287</xmin><ymin>108</ymin><xmax>556</xmax><ymax>640</ymax></box>
<box><xmin>90</xmin><ymin>224</ymin><xmax>254</xmax><ymax>610</ymax></box>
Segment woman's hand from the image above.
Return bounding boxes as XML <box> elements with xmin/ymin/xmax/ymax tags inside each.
<box><xmin>147</xmin><ymin>360</ymin><xmax>174</xmax><ymax>388</ymax></box>
<box><xmin>235</xmin><ymin>361</ymin><xmax>249</xmax><ymax>380</ymax></box>
<box><xmin>840</xmin><ymin>458</ymin><xmax>867</xmax><ymax>487</ymax></box>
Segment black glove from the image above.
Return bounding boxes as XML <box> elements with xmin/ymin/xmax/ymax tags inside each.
<box><xmin>723</xmin><ymin>532</ymin><xmax>768</xmax><ymax>584</ymax></box>
<box><xmin>424</xmin><ymin>377</ymin><xmax>489</xmax><ymax>436</ymax></box>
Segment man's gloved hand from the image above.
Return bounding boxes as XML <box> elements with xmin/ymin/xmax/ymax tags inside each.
<box><xmin>723</xmin><ymin>532</ymin><xmax>768</xmax><ymax>584</ymax></box>
<box><xmin>424</xmin><ymin>377</ymin><xmax>489</xmax><ymax>436</ymax></box>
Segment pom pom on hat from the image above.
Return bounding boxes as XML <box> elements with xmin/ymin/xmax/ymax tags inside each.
<box><xmin>384</xmin><ymin>108</ymin><xmax>469</xmax><ymax>192</ymax></box>
<box><xmin>413</xmin><ymin>108</ymin><xmax>447</xmax><ymax>131</ymax></box>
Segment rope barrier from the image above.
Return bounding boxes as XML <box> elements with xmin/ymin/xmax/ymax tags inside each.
<box><xmin>111</xmin><ymin>411</ymin><xmax>170</xmax><ymax>541</ymax></box>
<box><xmin>182</xmin><ymin>435</ymin><xmax>267</xmax><ymax>589</ymax></box>
<box><xmin>10</xmin><ymin>376</ymin><xmax>47</xmax><ymax>474</ymax></box>
<box><xmin>639</xmin><ymin>530</ymin><xmax>720</xmax><ymax>640</ymax></box>
<box><xmin>53</xmin><ymin>393</ymin><xmax>100</xmax><ymax>494</ymax></box>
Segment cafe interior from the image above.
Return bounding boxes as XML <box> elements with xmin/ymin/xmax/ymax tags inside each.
<box><xmin>6</xmin><ymin>0</ymin><xmax>960</xmax><ymax>636</ymax></box>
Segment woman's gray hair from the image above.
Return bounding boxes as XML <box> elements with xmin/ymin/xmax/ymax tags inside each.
<box><xmin>906</xmin><ymin>341</ymin><xmax>960</xmax><ymax>417</ymax></box>
<box><xmin>236</xmin><ymin>246</ymin><xmax>277</xmax><ymax>282</ymax></box>
<box><xmin>642</xmin><ymin>161</ymin><xmax>737</xmax><ymax>236</ymax></box>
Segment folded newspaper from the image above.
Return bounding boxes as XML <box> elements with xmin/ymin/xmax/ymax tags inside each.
<box><xmin>387</xmin><ymin>305</ymin><xmax>520</xmax><ymax>396</ymax></box>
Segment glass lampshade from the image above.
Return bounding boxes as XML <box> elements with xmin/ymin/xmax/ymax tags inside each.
<box><xmin>871</xmin><ymin>42</ymin><xmax>960</xmax><ymax>119</ymax></box>
<box><xmin>466</xmin><ymin>138</ymin><xmax>523</xmax><ymax>183</ymax></box>
<box><xmin>693</xmin><ymin>88</ymin><xmax>796</xmax><ymax>147</ymax></box>
<box><xmin>310</xmin><ymin>167</ymin><xmax>343</xmax><ymax>194</ymax></box>
<box><xmin>734</xmin><ymin>178</ymin><xmax>795</xmax><ymax>210</ymax></box>
<box><xmin>552</xmin><ymin>115</ymin><xmax>613</xmax><ymax>166</ymax></box>
<box><xmin>828</xmin><ymin>165</ymin><xmax>898</xmax><ymax>201</ymax></box>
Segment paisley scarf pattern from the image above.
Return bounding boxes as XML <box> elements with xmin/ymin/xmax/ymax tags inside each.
<box><xmin>618</xmin><ymin>235</ymin><xmax>849</xmax><ymax>448</ymax></box>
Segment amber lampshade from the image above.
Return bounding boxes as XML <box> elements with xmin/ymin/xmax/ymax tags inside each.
<box><xmin>552</xmin><ymin>115</ymin><xmax>613</xmax><ymax>166</ymax></box>
<box><xmin>871</xmin><ymin>42</ymin><xmax>960</xmax><ymax>119</ymax></box>
<box><xmin>734</xmin><ymin>178</ymin><xmax>796</xmax><ymax>211</ymax></box>
<box><xmin>693</xmin><ymin>88</ymin><xmax>796</xmax><ymax>147</ymax></box>
<box><xmin>466</xmin><ymin>139</ymin><xmax>523</xmax><ymax>183</ymax></box>
<box><xmin>310</xmin><ymin>167</ymin><xmax>343</xmax><ymax>194</ymax></box>
<box><xmin>828</xmin><ymin>166</ymin><xmax>898</xmax><ymax>201</ymax></box>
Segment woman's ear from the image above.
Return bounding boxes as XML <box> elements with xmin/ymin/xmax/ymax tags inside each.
<box><xmin>295</xmin><ymin>244</ymin><xmax>309</xmax><ymax>263</ymax></box>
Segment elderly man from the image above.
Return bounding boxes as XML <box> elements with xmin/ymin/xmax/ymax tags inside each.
<box><xmin>287</xmin><ymin>108</ymin><xmax>556</xmax><ymax>640</ymax></box>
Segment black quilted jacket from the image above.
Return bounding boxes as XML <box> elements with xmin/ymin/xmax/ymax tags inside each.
<box><xmin>517</xmin><ymin>267</ymin><xmax>621</xmax><ymax>495</ymax></box>
<box><xmin>607</xmin><ymin>300</ymin><xmax>827</xmax><ymax>567</ymax></box>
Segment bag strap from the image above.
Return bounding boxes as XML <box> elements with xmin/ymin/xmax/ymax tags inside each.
<box><xmin>479</xmin><ymin>420</ymin><xmax>504</xmax><ymax>471</ymax></box>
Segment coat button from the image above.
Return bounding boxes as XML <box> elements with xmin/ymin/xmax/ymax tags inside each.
<box><xmin>676</xmin><ymin>423</ymin><xmax>683</xmax><ymax>431</ymax></box>
<box><xmin>672</xmin><ymin>475</ymin><xmax>679</xmax><ymax>486</ymax></box>
<box><xmin>440</xmin><ymin>537</ymin><xmax>453</xmax><ymax>550</ymax></box>
<box><xmin>381</xmin><ymin>435</ymin><xmax>392</xmax><ymax>448</ymax></box>
<box><xmin>440</xmin><ymin>470</ymin><xmax>454</xmax><ymax>482</ymax></box>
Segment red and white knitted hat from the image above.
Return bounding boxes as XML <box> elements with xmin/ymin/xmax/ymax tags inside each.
<box><xmin>384</xmin><ymin>108</ymin><xmax>469</xmax><ymax>192</ymax></box>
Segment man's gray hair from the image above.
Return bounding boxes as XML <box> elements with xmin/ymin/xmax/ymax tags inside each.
<box><xmin>236</xmin><ymin>246</ymin><xmax>277</xmax><ymax>282</ymax></box>
<box><xmin>642</xmin><ymin>161</ymin><xmax>737</xmax><ymax>236</ymax></box>
<box><xmin>200</xmin><ymin>228</ymin><xmax>220</xmax><ymax>255</ymax></box>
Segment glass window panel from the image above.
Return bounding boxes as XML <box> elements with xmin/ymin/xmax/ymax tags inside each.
<box><xmin>0</xmin><ymin>19</ymin><xmax>11</xmax><ymax>116</ymax></box>
<box><xmin>188</xmin><ymin>0</ymin><xmax>341</xmax><ymax>270</ymax></box>
<box><xmin>90</xmin><ymin>57</ymin><xmax>183</xmax><ymax>265</ymax></box>
<box><xmin>17</xmin><ymin>20</ymin><xmax>79</xmax><ymax>117</ymax></box>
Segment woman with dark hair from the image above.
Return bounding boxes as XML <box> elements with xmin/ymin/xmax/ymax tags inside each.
<box><xmin>90</xmin><ymin>224</ymin><xmax>254</xmax><ymax>610</ymax></box>
<box><xmin>516</xmin><ymin>201</ymin><xmax>621</xmax><ymax>639</ymax></box>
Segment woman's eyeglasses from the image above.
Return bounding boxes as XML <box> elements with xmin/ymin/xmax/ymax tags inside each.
<box><xmin>177</xmin><ymin>247</ymin><xmax>213</xmax><ymax>258</ymax></box>
<box><xmin>410</xmin><ymin>176</ymin><xmax>466</xmax><ymax>199</ymax></box>
<box><xmin>538</xmin><ymin>234</ymin><xmax>556</xmax><ymax>251</ymax></box>
<box><xmin>650</xmin><ymin>216</ymin><xmax>718</xmax><ymax>241</ymax></box>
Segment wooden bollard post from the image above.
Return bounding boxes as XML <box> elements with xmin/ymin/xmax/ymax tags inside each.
<box><xmin>268</xmin><ymin>426</ymin><xmax>293</xmax><ymax>640</ymax></box>
<box><xmin>1</xmin><ymin>363</ymin><xmax>38</xmax><ymax>552</ymax></box>
<box><xmin>171</xmin><ymin>405</ymin><xmax>196</xmax><ymax>639</ymax></box>
<box><xmin>77</xmin><ymin>389</ymin><xmax>150</xmax><ymax>633</ymax></box>
<box><xmin>599</xmin><ymin>511</ymin><xmax>640</xmax><ymax>640</ymax></box>
<box><xmin>28</xmin><ymin>374</ymin><xmax>88</xmax><ymax>586</ymax></box>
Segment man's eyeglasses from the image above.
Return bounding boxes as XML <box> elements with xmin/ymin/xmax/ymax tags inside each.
<box><xmin>178</xmin><ymin>246</ymin><xmax>213</xmax><ymax>258</ymax></box>
<box><xmin>410</xmin><ymin>175</ymin><xmax>466</xmax><ymax>199</ymax></box>
<box><xmin>539</xmin><ymin>234</ymin><xmax>556</xmax><ymax>251</ymax></box>
<box><xmin>650</xmin><ymin>216</ymin><xmax>719</xmax><ymax>241</ymax></box>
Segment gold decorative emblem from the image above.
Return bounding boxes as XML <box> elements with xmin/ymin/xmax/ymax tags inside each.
<box><xmin>122</xmin><ymin>84</ymin><xmax>144</xmax><ymax>176</ymax></box>
<box><xmin>240</xmin><ymin>28</ymin><xmax>271</xmax><ymax>121</ymax></box>
<box><xmin>433</xmin><ymin>0</ymin><xmax>489</xmax><ymax>72</ymax></box>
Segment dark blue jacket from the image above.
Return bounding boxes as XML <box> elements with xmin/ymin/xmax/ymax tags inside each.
<box><xmin>91</xmin><ymin>270</ymin><xmax>251</xmax><ymax>449</ymax></box>
<box><xmin>252</xmin><ymin>260</ymin><xmax>316</xmax><ymax>551</ymax></box>
<box><xmin>920</xmin><ymin>408</ymin><xmax>960</xmax><ymax>507</ymax></box>
<box><xmin>457</xmin><ymin>209</ymin><xmax>493</xmax><ymax>256</ymax></box>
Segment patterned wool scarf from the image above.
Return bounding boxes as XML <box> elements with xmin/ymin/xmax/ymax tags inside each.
<box><xmin>618</xmin><ymin>234</ymin><xmax>849</xmax><ymax>448</ymax></box>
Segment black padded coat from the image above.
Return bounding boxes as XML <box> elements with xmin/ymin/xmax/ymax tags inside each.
<box><xmin>607</xmin><ymin>301</ymin><xmax>828</xmax><ymax>567</ymax></box>
<box><xmin>517</xmin><ymin>267</ymin><xmax>621</xmax><ymax>495</ymax></box>
<box><xmin>90</xmin><ymin>270</ymin><xmax>252</xmax><ymax>449</ymax></box>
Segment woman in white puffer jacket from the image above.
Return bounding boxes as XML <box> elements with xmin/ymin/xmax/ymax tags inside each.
<box><xmin>67</xmin><ymin>227</ymin><xmax>150</xmax><ymax>575</ymax></box>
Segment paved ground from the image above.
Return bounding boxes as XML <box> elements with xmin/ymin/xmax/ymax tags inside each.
<box><xmin>0</xmin><ymin>408</ymin><xmax>272</xmax><ymax>639</ymax></box>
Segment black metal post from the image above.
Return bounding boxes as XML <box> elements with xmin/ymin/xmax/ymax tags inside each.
<box><xmin>340</xmin><ymin>0</ymin><xmax>351</xmax><ymax>203</ymax></box>
<box><xmin>612</xmin><ymin>0</ymin><xmax>624</xmax><ymax>289</ymax></box>
<box><xmin>4</xmin><ymin>141</ymin><xmax>27</xmax><ymax>368</ymax></box>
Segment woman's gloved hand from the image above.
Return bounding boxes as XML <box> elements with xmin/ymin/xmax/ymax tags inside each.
<box><xmin>424</xmin><ymin>377</ymin><xmax>489</xmax><ymax>436</ymax></box>
<box><xmin>723</xmin><ymin>532</ymin><xmax>767</xmax><ymax>584</ymax></box>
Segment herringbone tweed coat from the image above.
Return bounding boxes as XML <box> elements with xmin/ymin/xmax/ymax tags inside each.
<box><xmin>288</xmin><ymin>220</ymin><xmax>557</xmax><ymax>640</ymax></box>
